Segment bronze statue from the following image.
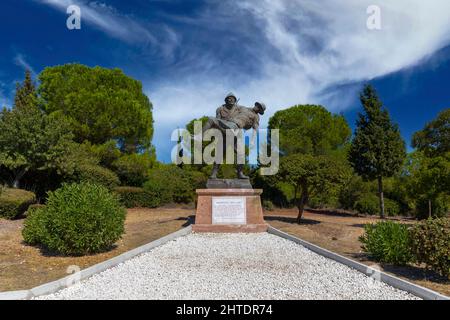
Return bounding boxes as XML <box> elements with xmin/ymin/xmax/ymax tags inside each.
<box><xmin>203</xmin><ymin>92</ymin><xmax>266</xmax><ymax>179</ymax></box>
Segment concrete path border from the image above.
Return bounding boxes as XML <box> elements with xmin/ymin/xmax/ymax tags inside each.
<box><xmin>268</xmin><ymin>226</ymin><xmax>449</xmax><ymax>300</ymax></box>
<box><xmin>0</xmin><ymin>226</ymin><xmax>192</xmax><ymax>300</ymax></box>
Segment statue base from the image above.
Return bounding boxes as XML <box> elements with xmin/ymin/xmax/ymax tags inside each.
<box><xmin>193</xmin><ymin>189</ymin><xmax>268</xmax><ymax>233</ymax></box>
<box><xmin>206</xmin><ymin>178</ymin><xmax>252</xmax><ymax>189</ymax></box>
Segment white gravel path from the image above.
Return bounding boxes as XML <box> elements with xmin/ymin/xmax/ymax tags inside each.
<box><xmin>36</xmin><ymin>233</ymin><xmax>420</xmax><ymax>300</ymax></box>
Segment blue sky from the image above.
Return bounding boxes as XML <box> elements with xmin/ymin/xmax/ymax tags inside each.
<box><xmin>1</xmin><ymin>0</ymin><xmax>449</xmax><ymax>161</ymax></box>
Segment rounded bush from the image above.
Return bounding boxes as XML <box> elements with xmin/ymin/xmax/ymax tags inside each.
<box><xmin>263</xmin><ymin>200</ymin><xmax>275</xmax><ymax>211</ymax></box>
<box><xmin>0</xmin><ymin>188</ymin><xmax>36</xmax><ymax>219</ymax></box>
<box><xmin>23</xmin><ymin>206</ymin><xmax>48</xmax><ymax>245</ymax></box>
<box><xmin>384</xmin><ymin>198</ymin><xmax>401</xmax><ymax>217</ymax></box>
<box><xmin>24</xmin><ymin>203</ymin><xmax>46</xmax><ymax>218</ymax></box>
<box><xmin>354</xmin><ymin>193</ymin><xmax>379</xmax><ymax>215</ymax></box>
<box><xmin>355</xmin><ymin>193</ymin><xmax>400</xmax><ymax>216</ymax></box>
<box><xmin>22</xmin><ymin>182</ymin><xmax>126</xmax><ymax>255</ymax></box>
<box><xmin>112</xmin><ymin>154</ymin><xmax>154</xmax><ymax>187</ymax></box>
<box><xmin>359</xmin><ymin>221</ymin><xmax>414</xmax><ymax>265</ymax></box>
<box><xmin>410</xmin><ymin>218</ymin><xmax>450</xmax><ymax>278</ymax></box>
<box><xmin>143</xmin><ymin>166</ymin><xmax>195</xmax><ymax>205</ymax></box>
<box><xmin>114</xmin><ymin>186</ymin><xmax>159</xmax><ymax>208</ymax></box>
<box><xmin>76</xmin><ymin>164</ymin><xmax>120</xmax><ymax>190</ymax></box>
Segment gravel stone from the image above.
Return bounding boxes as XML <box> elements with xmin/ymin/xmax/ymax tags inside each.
<box><xmin>35</xmin><ymin>233</ymin><xmax>420</xmax><ymax>300</ymax></box>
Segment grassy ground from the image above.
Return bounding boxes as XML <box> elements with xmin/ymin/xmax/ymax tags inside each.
<box><xmin>265</xmin><ymin>208</ymin><xmax>450</xmax><ymax>297</ymax></box>
<box><xmin>1</xmin><ymin>206</ymin><xmax>448</xmax><ymax>297</ymax></box>
<box><xmin>0</xmin><ymin>207</ymin><xmax>194</xmax><ymax>292</ymax></box>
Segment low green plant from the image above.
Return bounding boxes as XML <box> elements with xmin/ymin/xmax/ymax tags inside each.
<box><xmin>24</xmin><ymin>203</ymin><xmax>46</xmax><ymax>218</ymax></box>
<box><xmin>359</xmin><ymin>221</ymin><xmax>414</xmax><ymax>265</ymax></box>
<box><xmin>263</xmin><ymin>200</ymin><xmax>275</xmax><ymax>211</ymax></box>
<box><xmin>22</xmin><ymin>182</ymin><xmax>126</xmax><ymax>255</ymax></box>
<box><xmin>410</xmin><ymin>218</ymin><xmax>450</xmax><ymax>278</ymax></box>
<box><xmin>143</xmin><ymin>166</ymin><xmax>197</xmax><ymax>205</ymax></box>
<box><xmin>114</xmin><ymin>186</ymin><xmax>159</xmax><ymax>208</ymax></box>
<box><xmin>384</xmin><ymin>198</ymin><xmax>401</xmax><ymax>217</ymax></box>
<box><xmin>75</xmin><ymin>164</ymin><xmax>120</xmax><ymax>190</ymax></box>
<box><xmin>354</xmin><ymin>193</ymin><xmax>379</xmax><ymax>215</ymax></box>
<box><xmin>22</xmin><ymin>205</ymin><xmax>48</xmax><ymax>245</ymax></box>
<box><xmin>112</xmin><ymin>153</ymin><xmax>155</xmax><ymax>187</ymax></box>
<box><xmin>0</xmin><ymin>188</ymin><xmax>36</xmax><ymax>219</ymax></box>
<box><xmin>355</xmin><ymin>193</ymin><xmax>401</xmax><ymax>216</ymax></box>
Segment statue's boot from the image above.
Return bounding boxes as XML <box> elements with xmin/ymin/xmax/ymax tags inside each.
<box><xmin>210</xmin><ymin>163</ymin><xmax>220</xmax><ymax>179</ymax></box>
<box><xmin>236</xmin><ymin>165</ymin><xmax>249</xmax><ymax>179</ymax></box>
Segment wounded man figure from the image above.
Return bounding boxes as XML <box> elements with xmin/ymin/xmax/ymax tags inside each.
<box><xmin>202</xmin><ymin>92</ymin><xmax>266</xmax><ymax>179</ymax></box>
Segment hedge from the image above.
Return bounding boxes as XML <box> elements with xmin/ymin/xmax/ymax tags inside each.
<box><xmin>0</xmin><ymin>188</ymin><xmax>36</xmax><ymax>219</ymax></box>
<box><xmin>114</xmin><ymin>186</ymin><xmax>159</xmax><ymax>208</ymax></box>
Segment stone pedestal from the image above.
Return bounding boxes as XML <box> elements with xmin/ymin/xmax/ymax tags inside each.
<box><xmin>193</xmin><ymin>189</ymin><xmax>268</xmax><ymax>233</ymax></box>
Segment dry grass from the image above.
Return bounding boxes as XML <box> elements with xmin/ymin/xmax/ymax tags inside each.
<box><xmin>0</xmin><ymin>207</ymin><xmax>193</xmax><ymax>292</ymax></box>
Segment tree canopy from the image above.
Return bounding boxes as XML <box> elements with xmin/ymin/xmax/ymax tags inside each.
<box><xmin>0</xmin><ymin>71</ymin><xmax>74</xmax><ymax>188</ymax></box>
<box><xmin>38</xmin><ymin>64</ymin><xmax>154</xmax><ymax>153</ymax></box>
<box><xmin>269</xmin><ymin>105</ymin><xmax>351</xmax><ymax>156</ymax></box>
<box><xmin>412</xmin><ymin>108</ymin><xmax>449</xmax><ymax>157</ymax></box>
<box><xmin>278</xmin><ymin>154</ymin><xmax>349</xmax><ymax>222</ymax></box>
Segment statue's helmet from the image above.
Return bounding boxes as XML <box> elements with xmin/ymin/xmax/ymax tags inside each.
<box><xmin>255</xmin><ymin>102</ymin><xmax>266</xmax><ymax>115</ymax></box>
<box><xmin>225</xmin><ymin>92</ymin><xmax>237</xmax><ymax>102</ymax></box>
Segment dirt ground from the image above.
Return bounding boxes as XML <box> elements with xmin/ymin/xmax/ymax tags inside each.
<box><xmin>265</xmin><ymin>208</ymin><xmax>450</xmax><ymax>297</ymax></box>
<box><xmin>0</xmin><ymin>207</ymin><xmax>194</xmax><ymax>292</ymax></box>
<box><xmin>1</xmin><ymin>206</ymin><xmax>448</xmax><ymax>297</ymax></box>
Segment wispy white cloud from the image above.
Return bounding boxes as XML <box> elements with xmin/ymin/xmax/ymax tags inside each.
<box><xmin>14</xmin><ymin>53</ymin><xmax>37</xmax><ymax>76</ymax></box>
<box><xmin>36</xmin><ymin>0</ymin><xmax>180</xmax><ymax>51</ymax></box>
<box><xmin>148</xmin><ymin>0</ymin><xmax>450</xmax><ymax>160</ymax></box>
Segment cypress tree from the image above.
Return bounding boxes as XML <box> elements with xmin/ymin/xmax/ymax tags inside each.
<box><xmin>348</xmin><ymin>84</ymin><xmax>406</xmax><ymax>218</ymax></box>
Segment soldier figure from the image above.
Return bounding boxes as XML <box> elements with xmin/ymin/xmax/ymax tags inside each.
<box><xmin>202</xmin><ymin>93</ymin><xmax>266</xmax><ymax>179</ymax></box>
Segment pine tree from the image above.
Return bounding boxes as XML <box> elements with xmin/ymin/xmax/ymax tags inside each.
<box><xmin>0</xmin><ymin>70</ymin><xmax>73</xmax><ymax>188</ymax></box>
<box><xmin>348</xmin><ymin>84</ymin><xmax>406</xmax><ymax>218</ymax></box>
<box><xmin>14</xmin><ymin>70</ymin><xmax>37</xmax><ymax>109</ymax></box>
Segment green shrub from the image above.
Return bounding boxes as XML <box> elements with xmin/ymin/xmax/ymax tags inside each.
<box><xmin>354</xmin><ymin>193</ymin><xmax>379</xmax><ymax>215</ymax></box>
<box><xmin>22</xmin><ymin>206</ymin><xmax>48</xmax><ymax>245</ymax></box>
<box><xmin>384</xmin><ymin>198</ymin><xmax>401</xmax><ymax>217</ymax></box>
<box><xmin>112</xmin><ymin>153</ymin><xmax>155</xmax><ymax>187</ymax></box>
<box><xmin>410</xmin><ymin>218</ymin><xmax>450</xmax><ymax>278</ymax></box>
<box><xmin>24</xmin><ymin>204</ymin><xmax>46</xmax><ymax>218</ymax></box>
<box><xmin>359</xmin><ymin>221</ymin><xmax>414</xmax><ymax>265</ymax></box>
<box><xmin>263</xmin><ymin>200</ymin><xmax>275</xmax><ymax>211</ymax></box>
<box><xmin>143</xmin><ymin>166</ymin><xmax>196</xmax><ymax>205</ymax></box>
<box><xmin>354</xmin><ymin>193</ymin><xmax>401</xmax><ymax>216</ymax></box>
<box><xmin>338</xmin><ymin>175</ymin><xmax>371</xmax><ymax>210</ymax></box>
<box><xmin>0</xmin><ymin>188</ymin><xmax>36</xmax><ymax>219</ymax></box>
<box><xmin>75</xmin><ymin>164</ymin><xmax>120</xmax><ymax>190</ymax></box>
<box><xmin>22</xmin><ymin>183</ymin><xmax>126</xmax><ymax>255</ymax></box>
<box><xmin>114</xmin><ymin>186</ymin><xmax>159</xmax><ymax>208</ymax></box>
<box><xmin>415</xmin><ymin>195</ymin><xmax>449</xmax><ymax>220</ymax></box>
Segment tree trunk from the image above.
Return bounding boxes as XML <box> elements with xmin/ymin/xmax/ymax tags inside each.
<box><xmin>296</xmin><ymin>185</ymin><xmax>308</xmax><ymax>224</ymax></box>
<box><xmin>378</xmin><ymin>176</ymin><xmax>385</xmax><ymax>219</ymax></box>
<box><xmin>12</xmin><ymin>169</ymin><xmax>26</xmax><ymax>189</ymax></box>
<box><xmin>428</xmin><ymin>199</ymin><xmax>432</xmax><ymax>219</ymax></box>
